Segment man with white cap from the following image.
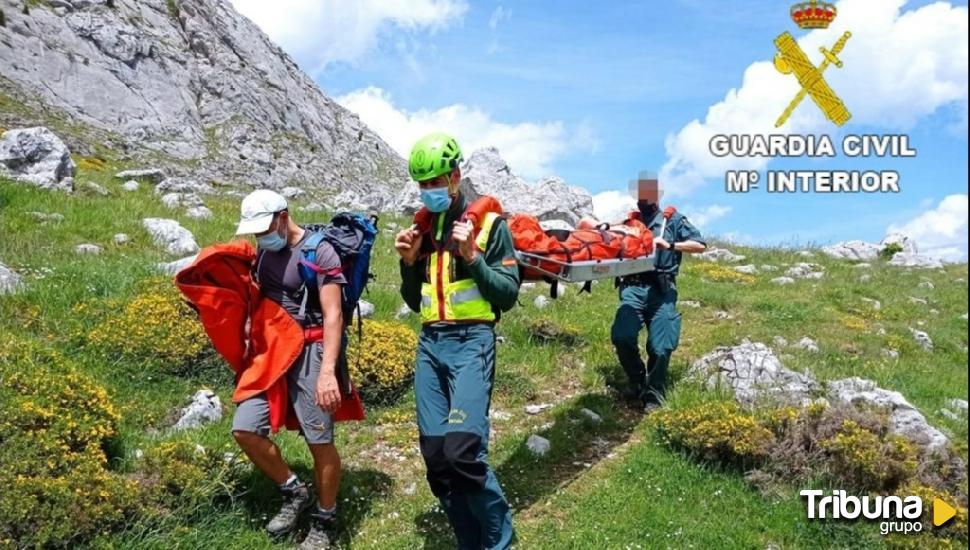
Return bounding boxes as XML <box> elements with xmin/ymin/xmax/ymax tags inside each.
<box><xmin>232</xmin><ymin>189</ymin><xmax>346</xmax><ymax>549</ymax></box>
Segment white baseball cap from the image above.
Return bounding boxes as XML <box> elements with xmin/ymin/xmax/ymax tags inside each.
<box><xmin>235</xmin><ymin>189</ymin><xmax>288</xmax><ymax>235</ymax></box>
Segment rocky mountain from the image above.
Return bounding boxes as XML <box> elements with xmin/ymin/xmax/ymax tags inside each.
<box><xmin>0</xmin><ymin>0</ymin><xmax>599</xmax><ymax>223</ymax></box>
<box><xmin>0</xmin><ymin>0</ymin><xmax>406</xmax><ymax>193</ymax></box>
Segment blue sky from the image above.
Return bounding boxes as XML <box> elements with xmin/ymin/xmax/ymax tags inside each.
<box><xmin>231</xmin><ymin>0</ymin><xmax>968</xmax><ymax>259</ymax></box>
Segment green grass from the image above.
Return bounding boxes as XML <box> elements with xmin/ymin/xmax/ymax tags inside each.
<box><xmin>1</xmin><ymin>168</ymin><xmax>967</xmax><ymax>548</ymax></box>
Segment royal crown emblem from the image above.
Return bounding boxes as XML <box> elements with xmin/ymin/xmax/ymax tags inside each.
<box><xmin>790</xmin><ymin>0</ymin><xmax>837</xmax><ymax>29</ymax></box>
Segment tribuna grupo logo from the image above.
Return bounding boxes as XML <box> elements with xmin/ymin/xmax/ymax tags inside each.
<box><xmin>790</xmin><ymin>0</ymin><xmax>837</xmax><ymax>29</ymax></box>
<box><xmin>801</xmin><ymin>490</ymin><xmax>958</xmax><ymax>536</ymax></box>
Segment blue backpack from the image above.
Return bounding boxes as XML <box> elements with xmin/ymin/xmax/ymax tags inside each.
<box><xmin>297</xmin><ymin>212</ymin><xmax>379</xmax><ymax>324</ymax></box>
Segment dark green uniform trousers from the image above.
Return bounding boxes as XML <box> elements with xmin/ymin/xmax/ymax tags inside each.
<box><xmin>416</xmin><ymin>323</ymin><xmax>514</xmax><ymax>550</ymax></box>
<box><xmin>610</xmin><ymin>283</ymin><xmax>682</xmax><ymax>402</ymax></box>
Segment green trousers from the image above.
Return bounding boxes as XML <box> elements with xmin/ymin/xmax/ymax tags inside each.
<box><xmin>610</xmin><ymin>283</ymin><xmax>682</xmax><ymax>402</ymax></box>
<box><xmin>415</xmin><ymin>323</ymin><xmax>514</xmax><ymax>550</ymax></box>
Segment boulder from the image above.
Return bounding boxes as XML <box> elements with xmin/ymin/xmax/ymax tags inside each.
<box><xmin>698</xmin><ymin>248</ymin><xmax>745</xmax><ymax>263</ymax></box>
<box><xmin>525</xmin><ymin>403</ymin><xmax>554</xmax><ymax>415</ymax></box>
<box><xmin>113</xmin><ymin>233</ymin><xmax>130</xmax><ymax>245</ymax></box>
<box><xmin>0</xmin><ymin>127</ymin><xmax>75</xmax><ymax>191</ymax></box>
<box><xmin>821</xmin><ymin>240</ymin><xmax>882</xmax><ymax>261</ymax></box>
<box><xmin>115</xmin><ymin>168</ymin><xmax>165</xmax><ymax>184</ymax></box>
<box><xmin>156</xmin><ymin>254</ymin><xmax>198</xmax><ymax>275</ymax></box>
<box><xmin>795</xmin><ymin>337</ymin><xmax>820</xmax><ymax>353</ymax></box>
<box><xmin>735</xmin><ymin>264</ymin><xmax>758</xmax><ymax>274</ymax></box>
<box><xmin>687</xmin><ymin>341</ymin><xmax>819</xmax><ymax>406</ymax></box>
<box><xmin>889</xmin><ymin>253</ymin><xmax>944</xmax><ymax>269</ymax></box>
<box><xmin>142</xmin><ymin>218</ymin><xmax>200</xmax><ymax>256</ymax></box>
<box><xmin>75</xmin><ymin>243</ymin><xmax>103</xmax><ymax>255</ymax></box>
<box><xmin>690</xmin><ymin>342</ymin><xmax>950</xmax><ymax>450</ymax></box>
<box><xmin>172</xmin><ymin>389</ymin><xmax>222</xmax><ymax>431</ymax></box>
<box><xmin>526</xmin><ymin>434</ymin><xmax>551</xmax><ymax>456</ymax></box>
<box><xmin>533</xmin><ymin>295</ymin><xmax>550</xmax><ymax>309</ymax></box>
<box><xmin>771</xmin><ymin>276</ymin><xmax>795</xmax><ymax>285</ymax></box>
<box><xmin>280</xmin><ymin>186</ymin><xmax>305</xmax><ymax>198</ymax></box>
<box><xmin>395</xmin><ymin>302</ymin><xmax>413</xmax><ymax>319</ymax></box>
<box><xmin>0</xmin><ymin>263</ymin><xmax>23</xmax><ymax>295</ymax></box>
<box><xmin>909</xmin><ymin>328</ymin><xmax>933</xmax><ymax>351</ymax></box>
<box><xmin>185</xmin><ymin>206</ymin><xmax>213</xmax><ymax>220</ymax></box>
<box><xmin>82</xmin><ymin>181</ymin><xmax>109</xmax><ymax>196</ymax></box>
<box><xmin>161</xmin><ymin>192</ymin><xmax>205</xmax><ymax>209</ymax></box>
<box><xmin>880</xmin><ymin>232</ymin><xmax>918</xmax><ymax>255</ymax></box>
<box><xmin>355</xmin><ymin>300</ymin><xmax>375</xmax><ymax>319</ymax></box>
<box><xmin>121</xmin><ymin>179</ymin><xmax>140</xmax><ymax>191</ymax></box>
<box><xmin>826</xmin><ymin>377</ymin><xmax>948</xmax><ymax>450</ymax></box>
<box><xmin>785</xmin><ymin>263</ymin><xmax>824</xmax><ymax>280</ymax></box>
<box><xmin>155</xmin><ymin>178</ymin><xmax>214</xmax><ymax>196</ymax></box>
<box><xmin>946</xmin><ymin>399</ymin><xmax>968</xmax><ymax>414</ymax></box>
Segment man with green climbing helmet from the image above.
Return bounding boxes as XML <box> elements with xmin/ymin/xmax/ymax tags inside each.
<box><xmin>396</xmin><ymin>132</ymin><xmax>519</xmax><ymax>548</ymax></box>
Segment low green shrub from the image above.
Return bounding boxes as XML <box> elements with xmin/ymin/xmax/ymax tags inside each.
<box><xmin>86</xmin><ymin>278</ymin><xmax>215</xmax><ymax>372</ymax></box>
<box><xmin>653</xmin><ymin>401</ymin><xmax>775</xmax><ymax>467</ymax></box>
<box><xmin>0</xmin><ymin>335</ymin><xmax>138</xmax><ymax>548</ymax></box>
<box><xmin>346</xmin><ymin>320</ymin><xmax>417</xmax><ymax>402</ymax></box>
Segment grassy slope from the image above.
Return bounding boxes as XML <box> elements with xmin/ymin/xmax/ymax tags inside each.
<box><xmin>1</xmin><ymin>167</ymin><xmax>966</xmax><ymax>548</ymax></box>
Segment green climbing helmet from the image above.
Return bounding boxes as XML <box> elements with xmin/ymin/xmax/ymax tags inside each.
<box><xmin>408</xmin><ymin>132</ymin><xmax>463</xmax><ymax>182</ymax></box>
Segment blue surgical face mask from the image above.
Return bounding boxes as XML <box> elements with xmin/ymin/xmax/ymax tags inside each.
<box><xmin>257</xmin><ymin>226</ymin><xmax>287</xmax><ymax>251</ymax></box>
<box><xmin>420</xmin><ymin>188</ymin><xmax>452</xmax><ymax>213</ymax></box>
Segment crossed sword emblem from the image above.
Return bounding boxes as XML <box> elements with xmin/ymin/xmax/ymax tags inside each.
<box><xmin>774</xmin><ymin>31</ymin><xmax>852</xmax><ymax>127</ymax></box>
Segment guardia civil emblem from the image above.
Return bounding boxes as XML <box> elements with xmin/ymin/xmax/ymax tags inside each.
<box><xmin>774</xmin><ymin>0</ymin><xmax>851</xmax><ymax>127</ymax></box>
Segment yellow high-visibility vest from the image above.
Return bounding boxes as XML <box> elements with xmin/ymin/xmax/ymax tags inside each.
<box><xmin>420</xmin><ymin>212</ymin><xmax>500</xmax><ymax>324</ymax></box>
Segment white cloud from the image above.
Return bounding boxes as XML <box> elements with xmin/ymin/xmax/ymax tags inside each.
<box><xmin>229</xmin><ymin>0</ymin><xmax>468</xmax><ymax>72</ymax></box>
<box><xmin>683</xmin><ymin>204</ymin><xmax>732</xmax><ymax>229</ymax></box>
<box><xmin>488</xmin><ymin>6</ymin><xmax>511</xmax><ymax>30</ymax></box>
<box><xmin>660</xmin><ymin>0</ymin><xmax>968</xmax><ymax>197</ymax></box>
<box><xmin>336</xmin><ymin>86</ymin><xmax>599</xmax><ymax>179</ymax></box>
<box><xmin>887</xmin><ymin>194</ymin><xmax>968</xmax><ymax>262</ymax></box>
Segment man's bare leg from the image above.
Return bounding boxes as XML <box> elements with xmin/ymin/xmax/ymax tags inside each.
<box><xmin>308</xmin><ymin>443</ymin><xmax>341</xmax><ymax>508</ymax></box>
<box><xmin>233</xmin><ymin>430</ymin><xmax>292</xmax><ymax>485</ymax></box>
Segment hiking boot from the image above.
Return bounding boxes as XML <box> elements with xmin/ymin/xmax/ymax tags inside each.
<box><xmin>299</xmin><ymin>509</ymin><xmax>337</xmax><ymax>549</ymax></box>
<box><xmin>266</xmin><ymin>479</ymin><xmax>311</xmax><ymax>536</ymax></box>
<box><xmin>620</xmin><ymin>381</ymin><xmax>647</xmax><ymax>403</ymax></box>
<box><xmin>641</xmin><ymin>392</ymin><xmax>663</xmax><ymax>413</ymax></box>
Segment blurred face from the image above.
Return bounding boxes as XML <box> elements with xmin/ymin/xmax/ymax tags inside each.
<box><xmin>629</xmin><ymin>173</ymin><xmax>662</xmax><ymax>205</ymax></box>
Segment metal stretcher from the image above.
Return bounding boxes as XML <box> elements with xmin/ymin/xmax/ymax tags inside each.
<box><xmin>515</xmin><ymin>251</ymin><xmax>656</xmax><ymax>283</ymax></box>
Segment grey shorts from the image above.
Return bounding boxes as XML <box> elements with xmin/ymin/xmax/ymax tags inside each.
<box><xmin>231</xmin><ymin>341</ymin><xmax>335</xmax><ymax>445</ymax></box>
